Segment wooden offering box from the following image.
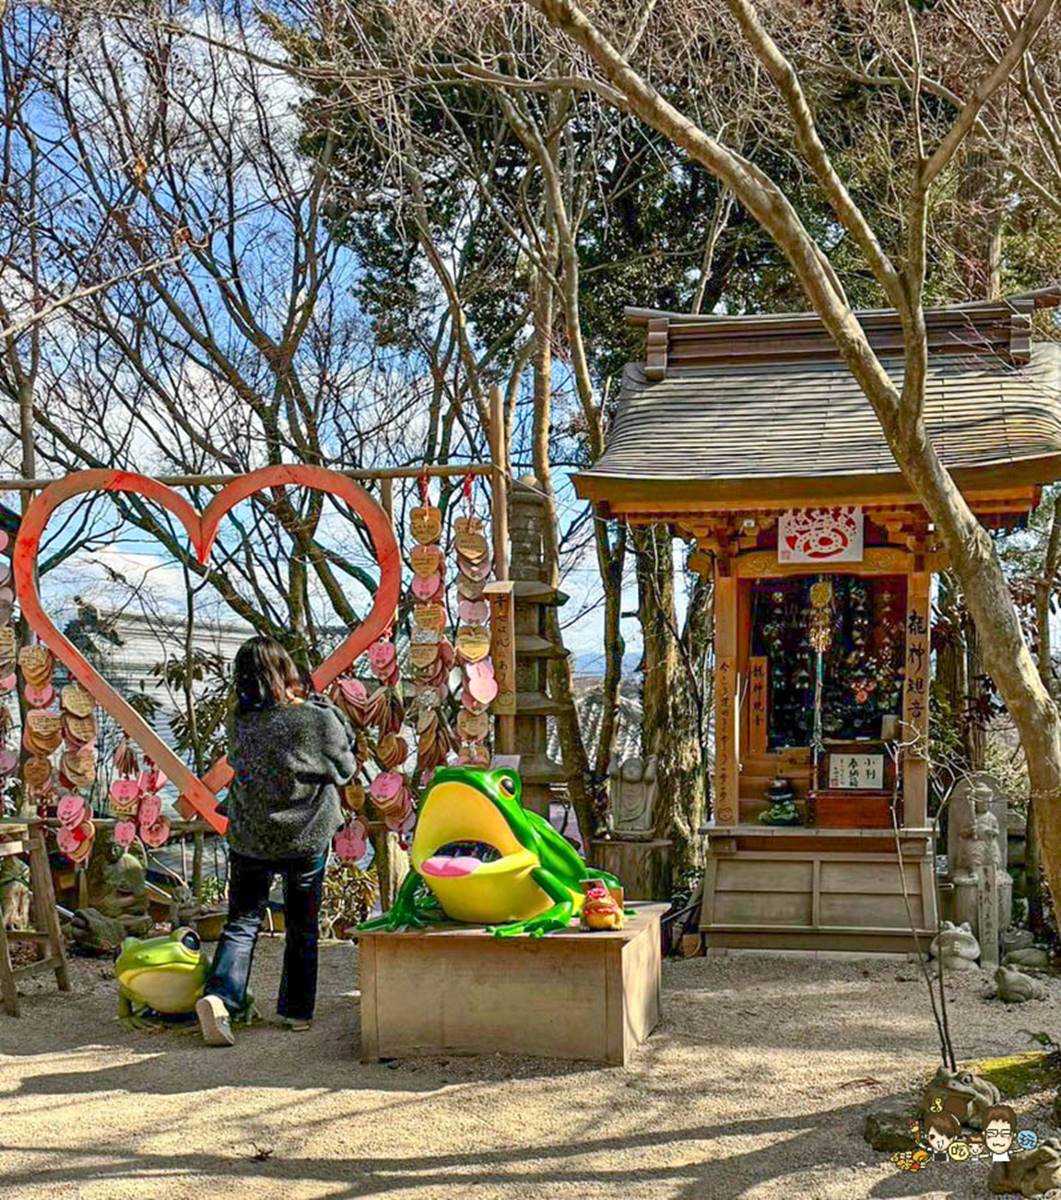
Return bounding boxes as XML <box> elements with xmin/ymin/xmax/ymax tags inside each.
<box><xmin>356</xmin><ymin>903</ymin><xmax>665</xmax><ymax>1066</ymax></box>
<box><xmin>811</xmin><ymin>790</ymin><xmax>896</xmax><ymax>829</ymax></box>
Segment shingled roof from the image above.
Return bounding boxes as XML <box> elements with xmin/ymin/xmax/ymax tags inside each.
<box><xmin>574</xmin><ymin>301</ymin><xmax>1061</xmax><ymax>510</ymax></box>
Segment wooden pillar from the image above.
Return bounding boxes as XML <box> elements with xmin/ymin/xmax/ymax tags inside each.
<box><xmin>902</xmin><ymin>571</ymin><xmax>931</xmax><ymax>828</ymax></box>
<box><xmin>487</xmin><ymin>385</ymin><xmax>516</xmax><ymax>756</ymax></box>
<box><xmin>713</xmin><ymin>566</ymin><xmax>739</xmax><ymax>826</ymax></box>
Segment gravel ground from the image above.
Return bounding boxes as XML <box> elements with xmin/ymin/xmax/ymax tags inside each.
<box><xmin>0</xmin><ymin>937</ymin><xmax>1059</xmax><ymax>1199</ymax></box>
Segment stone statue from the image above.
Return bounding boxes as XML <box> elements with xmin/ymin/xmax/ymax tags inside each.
<box><xmin>607</xmin><ymin>756</ymin><xmax>658</xmax><ymax>838</ymax></box>
<box><xmin>65</xmin><ymin>828</ymin><xmax>151</xmax><ymax>954</ymax></box>
<box><xmin>950</xmin><ymin>777</ymin><xmax>1010</xmax><ymax>968</ymax></box>
<box><xmin>994</xmin><ymin>964</ymin><xmax>1048</xmax><ymax>1004</ymax></box>
<box><xmin>1003</xmin><ymin>928</ymin><xmax>1035</xmax><ymax>955</ymax></box>
<box><xmin>922</xmin><ymin>1066</ymin><xmax>1000</xmax><ymax>1130</ymax></box>
<box><xmin>929</xmin><ymin>921</ymin><xmax>981</xmax><ymax>972</ymax></box>
<box><xmin>1004</xmin><ymin>947</ymin><xmax>1051</xmax><ymax>973</ymax></box>
<box><xmin>0</xmin><ymin>855</ymin><xmax>32</xmax><ymax>931</ymax></box>
<box><xmin>989</xmin><ymin>1138</ymin><xmax>1061</xmax><ymax>1196</ymax></box>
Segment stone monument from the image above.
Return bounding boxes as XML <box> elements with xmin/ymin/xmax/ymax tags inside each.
<box><xmin>947</xmin><ymin>774</ymin><xmax>1011</xmax><ymax>968</ymax></box>
<box><xmin>607</xmin><ymin>755</ymin><xmax>659</xmax><ymax>838</ymax></box>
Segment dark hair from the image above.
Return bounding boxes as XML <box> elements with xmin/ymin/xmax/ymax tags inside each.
<box><xmin>984</xmin><ymin>1105</ymin><xmax>1017</xmax><ymax>1130</ymax></box>
<box><xmin>233</xmin><ymin>637</ymin><xmax>302</xmax><ymax>714</ymax></box>
<box><xmin>925</xmin><ymin>1111</ymin><xmax>960</xmax><ymax>1139</ymax></box>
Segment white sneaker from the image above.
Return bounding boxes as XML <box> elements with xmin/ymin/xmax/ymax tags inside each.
<box><xmin>196</xmin><ymin>995</ymin><xmax>235</xmax><ymax>1046</ymax></box>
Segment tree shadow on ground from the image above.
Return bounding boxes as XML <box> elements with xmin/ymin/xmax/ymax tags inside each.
<box><xmin>0</xmin><ymin>1095</ymin><xmax>978</xmax><ymax>1199</ymax></box>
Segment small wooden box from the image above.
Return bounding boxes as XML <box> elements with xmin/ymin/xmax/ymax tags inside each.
<box><xmin>356</xmin><ymin>903</ymin><xmax>665</xmax><ymax>1066</ymax></box>
<box><xmin>811</xmin><ymin>789</ymin><xmax>897</xmax><ymax>829</ymax></box>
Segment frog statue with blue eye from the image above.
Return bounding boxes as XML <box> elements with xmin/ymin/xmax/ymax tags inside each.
<box><xmin>114</xmin><ymin>927</ymin><xmax>255</xmax><ymax>1029</ymax></box>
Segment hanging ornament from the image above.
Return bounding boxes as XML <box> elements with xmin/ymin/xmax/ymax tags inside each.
<box><xmin>807</xmin><ymin>578</ymin><xmax>835</xmax><ymax>653</ymax></box>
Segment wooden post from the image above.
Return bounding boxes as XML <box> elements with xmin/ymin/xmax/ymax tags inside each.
<box><xmin>714</xmin><ymin>568</ymin><xmax>739</xmax><ymax>826</ymax></box>
<box><xmin>488</xmin><ymin>385</ymin><xmax>516</xmax><ymax>756</ymax></box>
<box><xmin>902</xmin><ymin>571</ymin><xmax>931</xmax><ymax>828</ymax></box>
<box><xmin>372</xmin><ymin>475</ymin><xmax>407</xmax><ymax>908</ymax></box>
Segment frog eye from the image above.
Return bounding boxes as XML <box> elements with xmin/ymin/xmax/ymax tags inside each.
<box><xmin>180</xmin><ymin>929</ymin><xmax>201</xmax><ymax>952</ymax></box>
<box><xmin>498</xmin><ymin>774</ymin><xmax>517</xmax><ymax>797</ymax></box>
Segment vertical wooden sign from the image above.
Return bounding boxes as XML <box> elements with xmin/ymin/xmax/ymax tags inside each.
<box><xmin>715</xmin><ymin>657</ymin><xmax>738</xmax><ymax>825</ymax></box>
<box><xmin>749</xmin><ymin>655</ymin><xmax>768</xmax><ymax>755</ymax></box>
<box><xmin>483</xmin><ymin>580</ymin><xmax>516</xmax><ymax>718</ymax></box>
<box><xmin>902</xmin><ymin>572</ymin><xmax>931</xmax><ymax>828</ymax></box>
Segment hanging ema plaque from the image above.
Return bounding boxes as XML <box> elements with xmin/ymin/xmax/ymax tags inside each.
<box><xmin>778</xmin><ymin>506</ymin><xmax>864</xmax><ymax>564</ymax></box>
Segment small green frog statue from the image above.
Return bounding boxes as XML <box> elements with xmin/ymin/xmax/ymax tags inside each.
<box><xmin>114</xmin><ymin>927</ymin><xmax>254</xmax><ymax>1029</ymax></box>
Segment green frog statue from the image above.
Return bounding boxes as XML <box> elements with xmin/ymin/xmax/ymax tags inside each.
<box><xmin>115</xmin><ymin>928</ymin><xmax>255</xmax><ymax>1029</ymax></box>
<box><xmin>361</xmin><ymin>766</ymin><xmax>621</xmax><ymax>938</ymax></box>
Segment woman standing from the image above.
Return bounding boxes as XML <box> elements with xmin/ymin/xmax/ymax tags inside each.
<box><xmin>196</xmin><ymin>636</ymin><xmax>356</xmax><ymax>1046</ymax></box>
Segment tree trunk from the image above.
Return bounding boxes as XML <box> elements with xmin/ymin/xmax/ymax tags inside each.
<box><xmin>634</xmin><ymin>525</ymin><xmax>705</xmax><ymax>872</ymax></box>
<box><xmin>528</xmin><ymin>260</ymin><xmax>597</xmax><ymax>847</ymax></box>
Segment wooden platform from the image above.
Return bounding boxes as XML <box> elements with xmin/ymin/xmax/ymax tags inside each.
<box><xmin>356</xmin><ymin>903</ymin><xmax>666</xmax><ymax>1066</ymax></box>
<box><xmin>700</xmin><ymin>825</ymin><xmax>938</xmax><ymax>953</ymax></box>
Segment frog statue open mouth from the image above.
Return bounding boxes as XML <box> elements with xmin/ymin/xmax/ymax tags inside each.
<box><xmin>360</xmin><ymin>766</ymin><xmax>621</xmax><ymax>938</ymax></box>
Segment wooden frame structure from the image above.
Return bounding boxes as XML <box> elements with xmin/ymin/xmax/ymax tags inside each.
<box><xmin>4</xmin><ymin>386</ymin><xmax>517</xmax><ymax>835</ymax></box>
<box><xmin>575</xmin><ymin>299</ymin><xmax>1061</xmax><ymax>952</ymax></box>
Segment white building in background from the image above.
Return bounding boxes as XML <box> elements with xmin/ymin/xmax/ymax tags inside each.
<box><xmin>63</xmin><ymin>605</ymin><xmax>254</xmax><ymax>818</ymax></box>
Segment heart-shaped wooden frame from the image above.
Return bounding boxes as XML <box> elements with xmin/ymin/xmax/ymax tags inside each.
<box><xmin>13</xmin><ymin>465</ymin><xmax>401</xmax><ymax>834</ymax></box>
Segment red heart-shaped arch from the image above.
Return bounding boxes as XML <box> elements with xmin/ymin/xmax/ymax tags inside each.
<box><xmin>13</xmin><ymin>465</ymin><xmax>401</xmax><ymax>833</ymax></box>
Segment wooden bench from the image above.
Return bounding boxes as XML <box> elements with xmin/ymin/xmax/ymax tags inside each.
<box><xmin>357</xmin><ymin>902</ymin><xmax>665</xmax><ymax>1066</ymax></box>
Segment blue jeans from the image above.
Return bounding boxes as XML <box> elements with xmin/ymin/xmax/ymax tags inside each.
<box><xmin>205</xmin><ymin>850</ymin><xmax>327</xmax><ymax>1021</ymax></box>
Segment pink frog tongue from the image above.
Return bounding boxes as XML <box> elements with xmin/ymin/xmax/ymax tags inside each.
<box><xmin>422</xmin><ymin>855</ymin><xmax>481</xmax><ymax>878</ymax></box>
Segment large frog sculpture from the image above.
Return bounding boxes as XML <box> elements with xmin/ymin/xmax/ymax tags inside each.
<box><xmin>361</xmin><ymin>766</ymin><xmax>620</xmax><ymax>938</ymax></box>
<box><xmin>115</xmin><ymin>927</ymin><xmax>255</xmax><ymax>1029</ymax></box>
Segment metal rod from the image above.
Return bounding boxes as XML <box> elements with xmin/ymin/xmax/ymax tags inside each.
<box><xmin>0</xmin><ymin>464</ymin><xmax>496</xmax><ymax>492</ymax></box>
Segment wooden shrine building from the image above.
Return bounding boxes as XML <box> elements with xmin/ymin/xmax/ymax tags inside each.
<box><xmin>575</xmin><ymin>298</ymin><xmax>1061</xmax><ymax>953</ymax></box>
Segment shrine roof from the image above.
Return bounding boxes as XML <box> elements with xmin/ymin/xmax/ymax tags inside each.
<box><xmin>575</xmin><ymin>307</ymin><xmax>1061</xmax><ymax>512</ymax></box>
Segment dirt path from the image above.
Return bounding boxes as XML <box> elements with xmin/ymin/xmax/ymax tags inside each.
<box><xmin>1</xmin><ymin>939</ymin><xmax>1058</xmax><ymax>1199</ymax></box>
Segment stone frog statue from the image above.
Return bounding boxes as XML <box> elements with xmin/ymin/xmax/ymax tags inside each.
<box><xmin>66</xmin><ymin>829</ymin><xmax>151</xmax><ymax>954</ymax></box>
<box><xmin>989</xmin><ymin>1138</ymin><xmax>1061</xmax><ymax>1197</ymax></box>
<box><xmin>929</xmin><ymin>921</ymin><xmax>981</xmax><ymax>972</ymax></box>
<box><xmin>995</xmin><ymin>964</ymin><xmax>1048</xmax><ymax>1003</ymax></box>
<box><xmin>922</xmin><ymin>1066</ymin><xmax>1001</xmax><ymax>1130</ymax></box>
